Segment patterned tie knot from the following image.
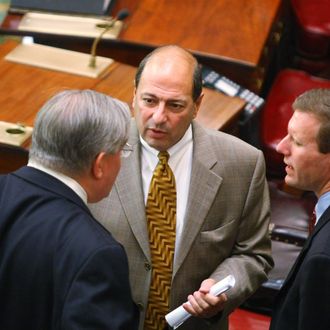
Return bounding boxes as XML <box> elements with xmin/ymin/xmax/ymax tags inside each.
<box><xmin>158</xmin><ymin>151</ymin><xmax>170</xmax><ymax>174</ymax></box>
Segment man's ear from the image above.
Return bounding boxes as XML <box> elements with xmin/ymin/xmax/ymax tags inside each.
<box><xmin>92</xmin><ymin>152</ymin><xmax>106</xmax><ymax>179</ymax></box>
<box><xmin>132</xmin><ymin>87</ymin><xmax>137</xmax><ymax>109</ymax></box>
<box><xmin>193</xmin><ymin>93</ymin><xmax>204</xmax><ymax>118</ymax></box>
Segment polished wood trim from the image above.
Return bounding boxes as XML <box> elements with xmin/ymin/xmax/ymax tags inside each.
<box><xmin>1</xmin><ymin>0</ymin><xmax>286</xmax><ymax>92</ymax></box>
<box><xmin>116</xmin><ymin>0</ymin><xmax>282</xmax><ymax>67</ymax></box>
<box><xmin>0</xmin><ymin>40</ymin><xmax>244</xmax><ymax>173</ymax></box>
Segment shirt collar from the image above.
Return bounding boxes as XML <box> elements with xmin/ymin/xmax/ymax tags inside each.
<box><xmin>316</xmin><ymin>191</ymin><xmax>330</xmax><ymax>221</ymax></box>
<box><xmin>27</xmin><ymin>160</ymin><xmax>88</xmax><ymax>205</ymax></box>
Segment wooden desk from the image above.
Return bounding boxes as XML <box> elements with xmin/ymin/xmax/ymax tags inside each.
<box><xmin>1</xmin><ymin>0</ymin><xmax>288</xmax><ymax>92</ymax></box>
<box><xmin>0</xmin><ymin>40</ymin><xmax>244</xmax><ymax>173</ymax></box>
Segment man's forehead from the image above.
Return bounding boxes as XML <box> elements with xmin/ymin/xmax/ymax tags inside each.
<box><xmin>145</xmin><ymin>48</ymin><xmax>195</xmax><ymax>73</ymax></box>
<box><xmin>139</xmin><ymin>91</ymin><xmax>189</xmax><ymax>103</ymax></box>
<box><xmin>290</xmin><ymin>111</ymin><xmax>321</xmax><ymax>140</ymax></box>
<box><xmin>145</xmin><ymin>58</ymin><xmax>191</xmax><ymax>76</ymax></box>
<box><xmin>149</xmin><ymin>46</ymin><xmax>195</xmax><ymax>63</ymax></box>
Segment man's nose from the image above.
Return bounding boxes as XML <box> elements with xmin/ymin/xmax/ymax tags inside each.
<box><xmin>153</xmin><ymin>102</ymin><xmax>167</xmax><ymax>123</ymax></box>
<box><xmin>276</xmin><ymin>135</ymin><xmax>289</xmax><ymax>155</ymax></box>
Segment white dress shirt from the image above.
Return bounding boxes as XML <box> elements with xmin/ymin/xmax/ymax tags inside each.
<box><xmin>27</xmin><ymin>160</ymin><xmax>88</xmax><ymax>205</ymax></box>
<box><xmin>315</xmin><ymin>191</ymin><xmax>330</xmax><ymax>225</ymax></box>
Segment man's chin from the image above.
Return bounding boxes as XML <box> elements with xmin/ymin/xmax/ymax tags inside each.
<box><xmin>284</xmin><ymin>176</ymin><xmax>305</xmax><ymax>192</ymax></box>
<box><xmin>146</xmin><ymin>138</ymin><xmax>169</xmax><ymax>151</ymax></box>
<box><xmin>284</xmin><ymin>176</ymin><xmax>297</xmax><ymax>188</ymax></box>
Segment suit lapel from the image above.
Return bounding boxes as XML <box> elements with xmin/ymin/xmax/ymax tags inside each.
<box><xmin>280</xmin><ymin>205</ymin><xmax>330</xmax><ymax>291</ymax></box>
<box><xmin>173</xmin><ymin>122</ymin><xmax>223</xmax><ymax>275</ymax></box>
<box><xmin>116</xmin><ymin>122</ymin><xmax>224</xmax><ymax>265</ymax></box>
<box><xmin>115</xmin><ymin>124</ymin><xmax>151</xmax><ymax>260</ymax></box>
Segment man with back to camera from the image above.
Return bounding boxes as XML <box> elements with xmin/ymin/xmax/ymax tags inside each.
<box><xmin>0</xmin><ymin>89</ymin><xmax>139</xmax><ymax>329</ymax></box>
<box><xmin>90</xmin><ymin>45</ymin><xmax>273</xmax><ymax>330</ymax></box>
<box><xmin>270</xmin><ymin>88</ymin><xmax>330</xmax><ymax>330</ymax></box>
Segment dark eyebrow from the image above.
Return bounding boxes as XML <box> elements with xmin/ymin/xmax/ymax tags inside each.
<box><xmin>140</xmin><ymin>93</ymin><xmax>156</xmax><ymax>98</ymax></box>
<box><xmin>140</xmin><ymin>92</ymin><xmax>188</xmax><ymax>103</ymax></box>
<box><xmin>168</xmin><ymin>99</ymin><xmax>187</xmax><ymax>105</ymax></box>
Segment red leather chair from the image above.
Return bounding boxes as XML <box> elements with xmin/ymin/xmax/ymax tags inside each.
<box><xmin>291</xmin><ymin>0</ymin><xmax>330</xmax><ymax>58</ymax></box>
<box><xmin>291</xmin><ymin>0</ymin><xmax>330</xmax><ymax>77</ymax></box>
<box><xmin>260</xmin><ymin>69</ymin><xmax>330</xmax><ymax>178</ymax></box>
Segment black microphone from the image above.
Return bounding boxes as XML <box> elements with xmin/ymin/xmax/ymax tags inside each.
<box><xmin>89</xmin><ymin>9</ymin><xmax>130</xmax><ymax>68</ymax></box>
<box><xmin>95</xmin><ymin>9</ymin><xmax>130</xmax><ymax>28</ymax></box>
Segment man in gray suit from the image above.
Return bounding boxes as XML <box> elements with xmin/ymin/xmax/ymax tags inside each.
<box><xmin>90</xmin><ymin>45</ymin><xmax>273</xmax><ymax>330</ymax></box>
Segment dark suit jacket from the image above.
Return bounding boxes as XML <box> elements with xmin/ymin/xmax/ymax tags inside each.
<box><xmin>270</xmin><ymin>205</ymin><xmax>330</xmax><ymax>330</ymax></box>
<box><xmin>0</xmin><ymin>166</ymin><xmax>139</xmax><ymax>330</ymax></box>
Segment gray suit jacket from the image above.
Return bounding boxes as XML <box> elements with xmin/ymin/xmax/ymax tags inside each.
<box><xmin>90</xmin><ymin>121</ymin><xmax>273</xmax><ymax>330</ymax></box>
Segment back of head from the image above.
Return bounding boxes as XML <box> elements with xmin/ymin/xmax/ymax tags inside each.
<box><xmin>29</xmin><ymin>89</ymin><xmax>131</xmax><ymax>175</ymax></box>
<box><xmin>293</xmin><ymin>88</ymin><xmax>330</xmax><ymax>153</ymax></box>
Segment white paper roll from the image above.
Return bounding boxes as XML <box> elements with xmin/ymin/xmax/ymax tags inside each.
<box><xmin>165</xmin><ymin>275</ymin><xmax>235</xmax><ymax>329</ymax></box>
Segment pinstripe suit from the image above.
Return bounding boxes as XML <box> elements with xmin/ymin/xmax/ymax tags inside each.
<box><xmin>90</xmin><ymin>121</ymin><xmax>273</xmax><ymax>330</ymax></box>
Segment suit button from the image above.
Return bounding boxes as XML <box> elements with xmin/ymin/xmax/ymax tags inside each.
<box><xmin>137</xmin><ymin>302</ymin><xmax>144</xmax><ymax>311</ymax></box>
<box><xmin>144</xmin><ymin>262</ymin><xmax>151</xmax><ymax>271</ymax></box>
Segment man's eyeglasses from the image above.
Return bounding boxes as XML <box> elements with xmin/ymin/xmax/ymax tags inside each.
<box><xmin>121</xmin><ymin>143</ymin><xmax>133</xmax><ymax>158</ymax></box>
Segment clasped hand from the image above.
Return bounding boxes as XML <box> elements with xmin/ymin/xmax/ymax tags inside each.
<box><xmin>182</xmin><ymin>279</ymin><xmax>228</xmax><ymax>318</ymax></box>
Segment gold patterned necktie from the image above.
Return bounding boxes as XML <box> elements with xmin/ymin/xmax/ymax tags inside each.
<box><xmin>144</xmin><ymin>151</ymin><xmax>176</xmax><ymax>330</ymax></box>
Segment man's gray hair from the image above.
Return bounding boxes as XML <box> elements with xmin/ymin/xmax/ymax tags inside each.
<box><xmin>29</xmin><ymin>89</ymin><xmax>131</xmax><ymax>174</ymax></box>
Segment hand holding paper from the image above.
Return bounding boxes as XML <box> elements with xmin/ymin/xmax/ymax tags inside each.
<box><xmin>165</xmin><ymin>275</ymin><xmax>235</xmax><ymax>329</ymax></box>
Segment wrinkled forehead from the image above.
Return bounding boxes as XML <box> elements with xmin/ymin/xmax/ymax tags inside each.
<box><xmin>139</xmin><ymin>50</ymin><xmax>195</xmax><ymax>94</ymax></box>
<box><xmin>289</xmin><ymin>110</ymin><xmax>321</xmax><ymax>141</ymax></box>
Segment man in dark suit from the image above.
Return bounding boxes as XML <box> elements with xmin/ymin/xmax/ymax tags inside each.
<box><xmin>270</xmin><ymin>88</ymin><xmax>330</xmax><ymax>330</ymax></box>
<box><xmin>0</xmin><ymin>90</ymin><xmax>139</xmax><ymax>329</ymax></box>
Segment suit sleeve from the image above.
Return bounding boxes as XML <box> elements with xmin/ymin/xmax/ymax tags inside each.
<box><xmin>60</xmin><ymin>245</ymin><xmax>139</xmax><ymax>330</ymax></box>
<box><xmin>299</xmin><ymin>254</ymin><xmax>330</xmax><ymax>330</ymax></box>
<box><xmin>212</xmin><ymin>151</ymin><xmax>274</xmax><ymax>314</ymax></box>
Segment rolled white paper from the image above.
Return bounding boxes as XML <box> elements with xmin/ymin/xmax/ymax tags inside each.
<box><xmin>165</xmin><ymin>275</ymin><xmax>235</xmax><ymax>329</ymax></box>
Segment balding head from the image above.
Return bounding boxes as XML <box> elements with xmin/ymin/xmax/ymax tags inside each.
<box><xmin>132</xmin><ymin>45</ymin><xmax>204</xmax><ymax>151</ymax></box>
<box><xmin>135</xmin><ymin>45</ymin><xmax>203</xmax><ymax>101</ymax></box>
